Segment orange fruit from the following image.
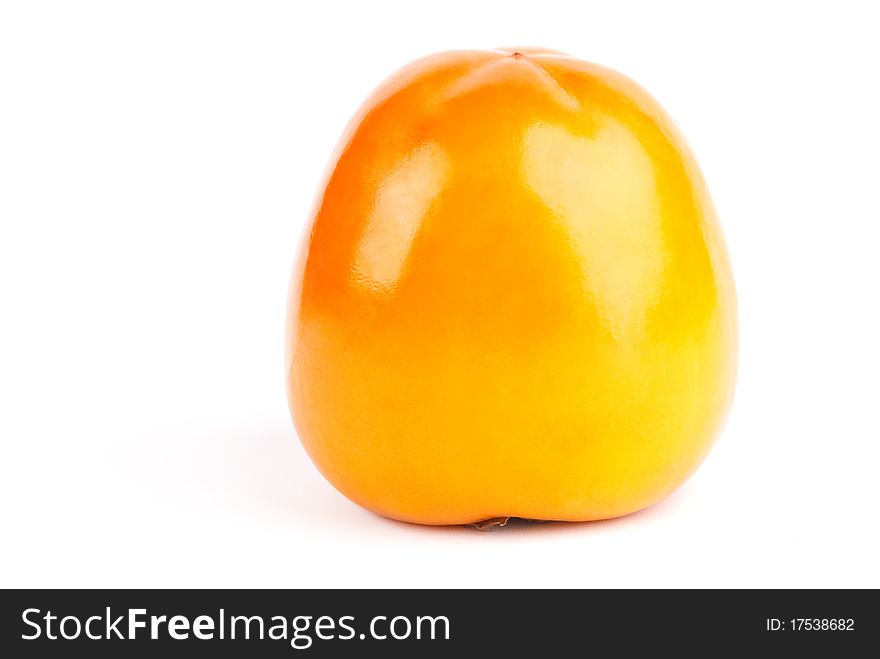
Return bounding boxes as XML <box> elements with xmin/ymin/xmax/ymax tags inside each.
<box><xmin>285</xmin><ymin>47</ymin><xmax>737</xmax><ymax>525</ymax></box>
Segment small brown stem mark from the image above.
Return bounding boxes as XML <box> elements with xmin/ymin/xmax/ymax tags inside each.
<box><xmin>470</xmin><ymin>516</ymin><xmax>511</xmax><ymax>531</ymax></box>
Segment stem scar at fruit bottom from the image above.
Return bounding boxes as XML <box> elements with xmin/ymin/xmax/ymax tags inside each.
<box><xmin>469</xmin><ymin>517</ymin><xmax>555</xmax><ymax>531</ymax></box>
<box><xmin>469</xmin><ymin>517</ymin><xmax>511</xmax><ymax>531</ymax></box>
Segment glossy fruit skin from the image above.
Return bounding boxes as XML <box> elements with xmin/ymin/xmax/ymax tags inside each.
<box><xmin>286</xmin><ymin>48</ymin><xmax>737</xmax><ymax>525</ymax></box>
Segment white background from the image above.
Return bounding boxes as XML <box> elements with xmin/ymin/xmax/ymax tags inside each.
<box><xmin>2</xmin><ymin>1</ymin><xmax>878</xmax><ymax>588</ymax></box>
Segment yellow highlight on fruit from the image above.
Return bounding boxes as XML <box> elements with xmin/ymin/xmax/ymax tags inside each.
<box><xmin>286</xmin><ymin>48</ymin><xmax>737</xmax><ymax>525</ymax></box>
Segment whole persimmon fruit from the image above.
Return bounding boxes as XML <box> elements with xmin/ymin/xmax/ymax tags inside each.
<box><xmin>286</xmin><ymin>47</ymin><xmax>737</xmax><ymax>525</ymax></box>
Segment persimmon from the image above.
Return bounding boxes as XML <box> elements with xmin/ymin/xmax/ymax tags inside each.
<box><xmin>285</xmin><ymin>47</ymin><xmax>737</xmax><ymax>525</ymax></box>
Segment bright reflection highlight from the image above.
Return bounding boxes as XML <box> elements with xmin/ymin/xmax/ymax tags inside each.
<box><xmin>353</xmin><ymin>143</ymin><xmax>449</xmax><ymax>293</ymax></box>
<box><xmin>522</xmin><ymin>120</ymin><xmax>664</xmax><ymax>337</ymax></box>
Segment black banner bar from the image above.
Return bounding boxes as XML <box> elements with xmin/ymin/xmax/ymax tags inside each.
<box><xmin>1</xmin><ymin>589</ymin><xmax>876</xmax><ymax>656</ymax></box>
